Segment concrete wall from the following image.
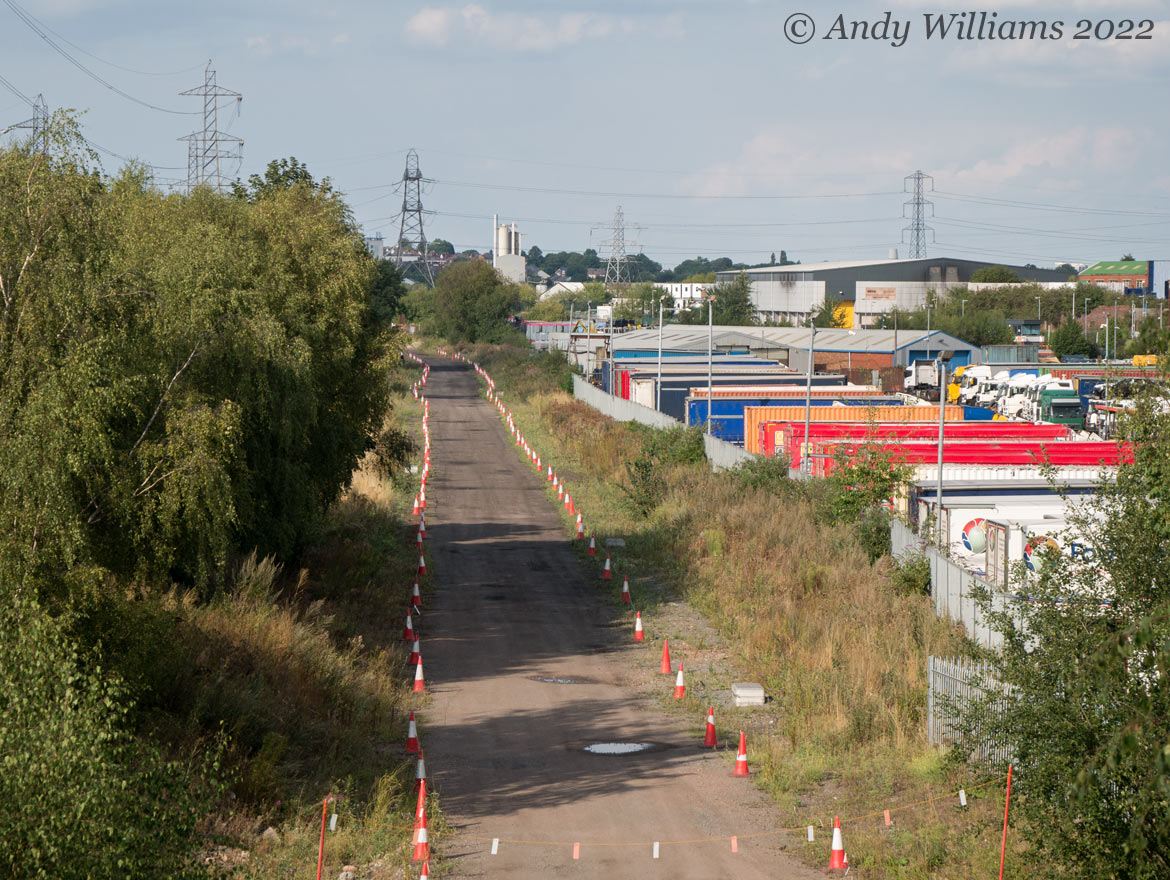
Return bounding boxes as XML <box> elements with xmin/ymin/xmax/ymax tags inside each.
<box><xmin>572</xmin><ymin>375</ymin><xmax>756</xmax><ymax>471</ymax></box>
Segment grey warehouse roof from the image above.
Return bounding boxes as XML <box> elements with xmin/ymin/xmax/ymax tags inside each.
<box><xmin>611</xmin><ymin>325</ymin><xmax>977</xmax><ymax>353</ymax></box>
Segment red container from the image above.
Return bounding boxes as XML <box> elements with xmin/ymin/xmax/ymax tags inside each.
<box><xmin>814</xmin><ymin>440</ymin><xmax>1133</xmax><ymax>476</ymax></box>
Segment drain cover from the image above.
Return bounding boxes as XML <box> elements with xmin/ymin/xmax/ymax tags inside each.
<box><xmin>584</xmin><ymin>742</ymin><xmax>654</xmax><ymax>755</ymax></box>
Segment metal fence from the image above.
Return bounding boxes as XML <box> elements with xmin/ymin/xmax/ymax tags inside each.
<box><xmin>926</xmin><ymin>655</ymin><xmax>1012</xmax><ymax>764</ymax></box>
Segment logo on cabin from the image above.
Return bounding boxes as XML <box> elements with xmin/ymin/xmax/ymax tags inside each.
<box><xmin>961</xmin><ymin>518</ymin><xmax>986</xmax><ymax>553</ymax></box>
<box><xmin>1024</xmin><ymin>536</ymin><xmax>1061</xmax><ymax>572</ymax></box>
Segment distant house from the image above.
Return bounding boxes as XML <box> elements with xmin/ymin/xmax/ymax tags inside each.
<box><xmin>1079</xmin><ymin>260</ymin><xmax>1170</xmax><ymax>297</ymax></box>
<box><xmin>539</xmin><ymin>281</ymin><xmax>585</xmax><ymax>301</ymax></box>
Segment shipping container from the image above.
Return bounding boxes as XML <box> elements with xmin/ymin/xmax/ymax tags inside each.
<box><xmin>814</xmin><ymin>440</ymin><xmax>1131</xmax><ymax>477</ymax></box>
<box><xmin>758</xmin><ymin>421</ymin><xmax>1072</xmax><ymax>460</ymax></box>
<box><xmin>744</xmin><ymin>405</ymin><xmax>964</xmax><ymax>454</ymax></box>
<box><xmin>688</xmin><ymin>395</ymin><xmax>904</xmax><ymax>445</ymax></box>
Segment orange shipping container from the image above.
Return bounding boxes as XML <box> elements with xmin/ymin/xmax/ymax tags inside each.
<box><xmin>743</xmin><ymin>405</ymin><xmax>965</xmax><ymax>455</ymax></box>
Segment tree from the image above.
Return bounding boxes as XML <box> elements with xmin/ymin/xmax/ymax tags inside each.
<box><xmin>961</xmin><ymin>393</ymin><xmax>1170</xmax><ymax>878</ymax></box>
<box><xmin>232</xmin><ymin>156</ymin><xmax>331</xmax><ymax>201</ymax></box>
<box><xmin>710</xmin><ymin>273</ymin><xmax>755</xmax><ymax>325</ymax></box>
<box><xmin>810</xmin><ymin>300</ymin><xmax>850</xmax><ymax>328</ymax></box>
<box><xmin>1049</xmin><ymin>319</ymin><xmax>1099</xmax><ymax>358</ymax></box>
<box><xmin>1122</xmin><ymin>253</ymin><xmax>1135</xmax><ymax>261</ymax></box>
<box><xmin>613</xmin><ymin>282</ymin><xmax>671</xmax><ymax>323</ymax></box>
<box><xmin>428</xmin><ymin>238</ymin><xmax>455</xmax><ymax>255</ymax></box>
<box><xmin>970</xmin><ymin>265</ymin><xmax>1020</xmax><ymax>284</ymax></box>
<box><xmin>369</xmin><ymin>258</ymin><xmax>406</xmax><ymax>325</ymax></box>
<box><xmin>527</xmin><ymin>245</ymin><xmax>543</xmax><ymax>263</ymax></box>
<box><xmin>1055</xmin><ymin>263</ymin><xmax>1078</xmax><ymax>279</ymax></box>
<box><xmin>430</xmin><ymin>261</ymin><xmax>517</xmax><ymax>342</ymax></box>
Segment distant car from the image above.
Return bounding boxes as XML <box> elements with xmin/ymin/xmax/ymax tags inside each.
<box><xmin>1059</xmin><ymin>355</ymin><xmax>1090</xmax><ymax>363</ymax></box>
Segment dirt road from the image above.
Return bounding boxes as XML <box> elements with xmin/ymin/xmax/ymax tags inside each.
<box><xmin>420</xmin><ymin>357</ymin><xmax>820</xmax><ymax>878</ymax></box>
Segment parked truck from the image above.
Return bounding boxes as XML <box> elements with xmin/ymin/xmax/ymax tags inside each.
<box><xmin>904</xmin><ymin>361</ymin><xmax>941</xmax><ymax>400</ymax></box>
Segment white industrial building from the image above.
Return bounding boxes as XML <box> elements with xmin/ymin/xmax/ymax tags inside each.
<box><xmin>718</xmin><ymin>257</ymin><xmax>1070</xmax><ymax>327</ymax></box>
<box><xmin>492</xmin><ymin>215</ymin><xmax>527</xmax><ymax>284</ymax></box>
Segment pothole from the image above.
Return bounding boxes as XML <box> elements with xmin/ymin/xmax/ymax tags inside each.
<box><xmin>583</xmin><ymin>742</ymin><xmax>656</xmax><ymax>755</ymax></box>
<box><xmin>531</xmin><ymin>676</ymin><xmax>583</xmax><ymax>685</ymax></box>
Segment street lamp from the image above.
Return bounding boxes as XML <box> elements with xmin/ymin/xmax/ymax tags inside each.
<box><xmin>706</xmin><ymin>292</ymin><xmax>715</xmax><ymax>436</ymax></box>
<box><xmin>801</xmin><ymin>321</ymin><xmax>817</xmax><ymax>474</ymax></box>
<box><xmin>935</xmin><ymin>350</ymin><xmax>954</xmax><ymax>548</ymax></box>
<box><xmin>656</xmin><ymin>296</ymin><xmax>664</xmax><ymax>412</ymax></box>
<box><xmin>1035</xmin><ymin>296</ymin><xmax>1042</xmax><ymax>325</ymax></box>
<box><xmin>961</xmin><ymin>299</ymin><xmax>968</xmax><ymax>318</ymax></box>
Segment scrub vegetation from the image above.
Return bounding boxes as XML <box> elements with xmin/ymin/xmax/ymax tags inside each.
<box><xmin>1</xmin><ymin>126</ymin><xmax>426</xmax><ymax>878</ymax></box>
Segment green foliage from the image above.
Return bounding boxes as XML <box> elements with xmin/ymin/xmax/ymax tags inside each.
<box><xmin>889</xmin><ymin>552</ymin><xmax>931</xmax><ymax>595</ymax></box>
<box><xmin>431</xmin><ymin>260</ymin><xmax>525</xmax><ymax>343</ymax></box>
<box><xmin>369</xmin><ymin>258</ymin><xmax>407</xmax><ymax>325</ymax></box>
<box><xmin>428</xmin><ymin>237</ymin><xmax>455</xmax><ymax>255</ymax></box>
<box><xmin>1126</xmin><ymin>317</ymin><xmax>1170</xmax><ymax>357</ymax></box>
<box><xmin>0</xmin><ymin>598</ymin><xmax>220</xmax><ymax>880</ymax></box>
<box><xmin>0</xmin><ymin>143</ymin><xmax>391</xmax><ymax>598</ymax></box>
<box><xmin>961</xmin><ymin>393</ymin><xmax>1170</xmax><ymax>878</ymax></box>
<box><xmin>969</xmin><ymin>265</ymin><xmax>1020</xmax><ymax>284</ymax></box>
<box><xmin>710</xmin><ymin>272</ymin><xmax>755</xmax><ymax>325</ymax></box>
<box><xmin>613</xmin><ymin>281</ymin><xmax>672</xmax><ymax>322</ymax></box>
<box><xmin>1050</xmin><ymin>319</ymin><xmax>1099</xmax><ymax>358</ymax></box>
<box><xmin>620</xmin><ymin>425</ymin><xmax>707</xmax><ymax>516</ymax></box>
<box><xmin>371</xmin><ymin>426</ymin><xmax>418</xmax><ymax>479</ymax></box>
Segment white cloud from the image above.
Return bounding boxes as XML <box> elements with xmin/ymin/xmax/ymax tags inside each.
<box><xmin>245</xmin><ymin>35</ymin><xmax>271</xmax><ymax>57</ymax></box>
<box><xmin>404</xmin><ymin>4</ymin><xmax>672</xmax><ymax>51</ymax></box>
<box><xmin>332</xmin><ymin>33</ymin><xmax>350</xmax><ymax>46</ymax></box>
<box><xmin>938</xmin><ymin>127</ymin><xmax>1131</xmax><ymax>191</ymax></box>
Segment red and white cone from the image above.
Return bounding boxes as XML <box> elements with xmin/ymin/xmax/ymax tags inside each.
<box><xmin>673</xmin><ymin>664</ymin><xmax>686</xmax><ymax>699</ymax></box>
<box><xmin>733</xmin><ymin>731</ymin><xmax>750</xmax><ymax>776</ymax></box>
<box><xmin>703</xmin><ymin>706</ymin><xmax>717</xmax><ymax>748</ymax></box>
<box><xmin>404</xmin><ymin>612</ymin><xmax>415</xmax><ymax>641</ymax></box>
<box><xmin>409</xmin><ymin>636</ymin><xmax>421</xmax><ymax>665</ymax></box>
<box><xmin>419</xmin><ymin>487</ymin><xmax>426</xmax><ymax>510</ymax></box>
<box><xmin>588</xmin><ymin>534</ymin><xmax>596</xmax><ymax>556</ymax></box>
<box><xmin>406</xmin><ymin>712</ymin><xmax>419</xmax><ymax>753</ymax></box>
<box><xmin>828</xmin><ymin>816</ymin><xmax>846</xmax><ymax>871</ymax></box>
<box><xmin>660</xmin><ymin>639</ymin><xmax>672</xmax><ymax>674</ymax></box>
<box><xmin>567</xmin><ymin>496</ymin><xmax>575</xmax><ymax>515</ymax></box>
<box><xmin>556</xmin><ymin>482</ymin><xmax>564</xmax><ymax>500</ymax></box>
<box><xmin>411</xmin><ymin>578</ymin><xmax>422</xmax><ymax>607</ymax></box>
<box><xmin>412</xmin><ymin>658</ymin><xmax>425</xmax><ymax>694</ymax></box>
<box><xmin>412</xmin><ymin>495</ymin><xmax>420</xmax><ymax>515</ymax></box>
<box><xmin>547</xmin><ymin>465</ymin><xmax>553</xmax><ymax>482</ymax></box>
<box><xmin>417</xmin><ymin>553</ymin><xmax>427</xmax><ymax>576</ymax></box>
<box><xmin>412</xmin><ymin>808</ymin><xmax>429</xmax><ymax>861</ymax></box>
<box><xmin>621</xmin><ymin>574</ymin><xmax>631</xmax><ymax>604</ymax></box>
<box><xmin>419</xmin><ymin>861</ymin><xmax>430</xmax><ymax>880</ymax></box>
<box><xmin>418</xmin><ymin>516</ymin><xmax>426</xmax><ymax>538</ymax></box>
<box><xmin>416</xmin><ymin>530</ymin><xmax>423</xmax><ymax>550</ymax></box>
<box><xmin>412</xmin><ymin>778</ymin><xmax>427</xmax><ymax>848</ymax></box>
<box><xmin>602</xmin><ymin>554</ymin><xmax>612</xmax><ymax>580</ymax></box>
<box><xmin>634</xmin><ymin>611</ymin><xmax>644</xmax><ymax>642</ymax></box>
<box><xmin>575</xmin><ymin>519</ymin><xmax>585</xmax><ymax>541</ymax></box>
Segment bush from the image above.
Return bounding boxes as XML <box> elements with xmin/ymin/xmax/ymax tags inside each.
<box><xmin>620</xmin><ymin>425</ymin><xmax>707</xmax><ymax>517</ymax></box>
<box><xmin>890</xmin><ymin>552</ymin><xmax>932</xmax><ymax>595</ymax></box>
<box><xmin>0</xmin><ymin>600</ymin><xmax>219</xmax><ymax>880</ymax></box>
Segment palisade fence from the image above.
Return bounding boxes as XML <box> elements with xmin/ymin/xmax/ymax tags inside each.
<box><xmin>571</xmin><ymin>375</ymin><xmax>755</xmax><ymax>471</ymax></box>
<box><xmin>926</xmin><ymin>656</ymin><xmax>1012</xmax><ymax>764</ymax></box>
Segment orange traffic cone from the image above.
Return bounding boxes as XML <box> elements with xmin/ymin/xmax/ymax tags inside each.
<box><xmin>634</xmin><ymin>611</ymin><xmax>644</xmax><ymax>642</ymax></box>
<box><xmin>673</xmin><ymin>664</ymin><xmax>686</xmax><ymax>699</ymax></box>
<box><xmin>567</xmin><ymin>496</ymin><xmax>575</xmax><ymax>515</ymax></box>
<box><xmin>547</xmin><ymin>465</ymin><xmax>553</xmax><ymax>482</ymax></box>
<box><xmin>419</xmin><ymin>861</ymin><xmax>430</xmax><ymax>880</ymax></box>
<box><xmin>412</xmin><ymin>778</ymin><xmax>427</xmax><ymax>844</ymax></box>
<box><xmin>576</xmin><ymin>519</ymin><xmax>585</xmax><ymax>540</ymax></box>
<box><xmin>417</xmin><ymin>553</ymin><xmax>426</xmax><ymax>576</ymax></box>
<box><xmin>409</xmin><ymin>636</ymin><xmax>420</xmax><ymax>665</ymax></box>
<box><xmin>412</xmin><ymin>802</ymin><xmax>429</xmax><ymax>860</ymax></box>
<box><xmin>412</xmin><ymin>658</ymin><xmax>425</xmax><ymax>694</ymax></box>
<box><xmin>404</xmin><ymin>612</ymin><xmax>415</xmax><ymax>641</ymax></box>
<box><xmin>588</xmin><ymin>534</ymin><xmax>596</xmax><ymax>556</ymax></box>
<box><xmin>406</xmin><ymin>712</ymin><xmax>419</xmax><ymax>752</ymax></box>
<box><xmin>419</xmin><ymin>487</ymin><xmax>426</xmax><ymax>510</ymax></box>
<box><xmin>416</xmin><ymin>530</ymin><xmax>423</xmax><ymax>549</ymax></box>
<box><xmin>556</xmin><ymin>482</ymin><xmax>564</xmax><ymax>500</ymax></box>
<box><xmin>412</xmin><ymin>495</ymin><xmax>420</xmax><ymax>515</ymax></box>
<box><xmin>602</xmin><ymin>554</ymin><xmax>612</xmax><ymax>580</ymax></box>
<box><xmin>621</xmin><ymin>574</ymin><xmax>631</xmax><ymax>604</ymax></box>
<box><xmin>733</xmin><ymin>731</ymin><xmax>750</xmax><ymax>776</ymax></box>
<box><xmin>703</xmin><ymin>706</ymin><xmax>717</xmax><ymax>747</ymax></box>
<box><xmin>828</xmin><ymin>816</ymin><xmax>846</xmax><ymax>871</ymax></box>
<box><xmin>418</xmin><ymin>516</ymin><xmax>426</xmax><ymax>538</ymax></box>
<box><xmin>660</xmin><ymin>639</ymin><xmax>672</xmax><ymax>674</ymax></box>
<box><xmin>411</xmin><ymin>579</ymin><xmax>422</xmax><ymax>607</ymax></box>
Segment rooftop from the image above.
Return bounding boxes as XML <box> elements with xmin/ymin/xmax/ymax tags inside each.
<box><xmin>610</xmin><ymin>325</ymin><xmax>976</xmax><ymax>353</ymax></box>
<box><xmin>1081</xmin><ymin>260</ymin><xmax>1148</xmax><ymax>275</ymax></box>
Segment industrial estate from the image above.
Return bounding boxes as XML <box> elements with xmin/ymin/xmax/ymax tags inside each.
<box><xmin>5</xmin><ymin>8</ymin><xmax>1170</xmax><ymax>880</ymax></box>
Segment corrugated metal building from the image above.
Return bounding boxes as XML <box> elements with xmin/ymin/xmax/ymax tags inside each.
<box><xmin>716</xmin><ymin>257</ymin><xmax>1069</xmax><ymax>326</ymax></box>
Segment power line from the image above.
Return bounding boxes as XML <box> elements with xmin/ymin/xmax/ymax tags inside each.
<box><xmin>3</xmin><ymin>0</ymin><xmax>199</xmax><ymax>115</ymax></box>
<box><xmin>180</xmin><ymin>61</ymin><xmax>242</xmax><ymax>193</ymax></box>
<box><xmin>430</xmin><ymin>177</ymin><xmax>902</xmax><ymax>201</ymax></box>
<box><xmin>902</xmin><ymin>170</ymin><xmax>934</xmax><ymax>259</ymax></box>
<box><xmin>934</xmin><ymin>189</ymin><xmax>1170</xmax><ymax>218</ymax></box>
<box><xmin>394</xmin><ymin>149</ymin><xmax>435</xmax><ymax>286</ymax></box>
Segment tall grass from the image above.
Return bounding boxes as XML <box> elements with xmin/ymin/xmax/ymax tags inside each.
<box><xmin>462</xmin><ymin>342</ymin><xmax>1020</xmax><ymax>879</ymax></box>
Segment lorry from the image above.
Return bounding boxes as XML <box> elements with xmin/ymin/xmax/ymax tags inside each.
<box><xmin>904</xmin><ymin>361</ymin><xmax>941</xmax><ymax>399</ymax></box>
<box><xmin>1037</xmin><ymin>390</ymin><xmax>1085</xmax><ymax>427</ymax></box>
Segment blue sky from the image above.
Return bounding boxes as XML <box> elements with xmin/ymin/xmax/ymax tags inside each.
<box><xmin>3</xmin><ymin>0</ymin><xmax>1169</xmax><ymax>269</ymax></box>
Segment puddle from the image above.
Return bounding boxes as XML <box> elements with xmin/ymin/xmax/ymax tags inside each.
<box><xmin>584</xmin><ymin>742</ymin><xmax>655</xmax><ymax>755</ymax></box>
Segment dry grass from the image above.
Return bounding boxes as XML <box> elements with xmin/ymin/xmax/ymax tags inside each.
<box><xmin>461</xmin><ymin>343</ymin><xmax>1019</xmax><ymax>879</ymax></box>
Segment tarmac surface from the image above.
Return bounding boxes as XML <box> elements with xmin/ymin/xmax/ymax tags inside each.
<box><xmin>419</xmin><ymin>356</ymin><xmax>822</xmax><ymax>878</ymax></box>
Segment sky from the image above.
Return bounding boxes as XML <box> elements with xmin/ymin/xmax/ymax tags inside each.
<box><xmin>3</xmin><ymin>0</ymin><xmax>1169</xmax><ymax>270</ymax></box>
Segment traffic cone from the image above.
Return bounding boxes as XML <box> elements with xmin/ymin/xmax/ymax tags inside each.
<box><xmin>413</xmin><ymin>658</ymin><xmax>425</xmax><ymax>693</ymax></box>
<box><xmin>412</xmin><ymin>495</ymin><xmax>420</xmax><ymax>515</ymax></box>
<box><xmin>576</xmin><ymin>519</ymin><xmax>585</xmax><ymax>540</ymax></box>
<box><xmin>404</xmin><ymin>612</ymin><xmax>415</xmax><ymax>641</ymax></box>
<box><xmin>415</xmin><ymin>749</ymin><xmax>427</xmax><ymax>791</ymax></box>
<box><xmin>602</xmin><ymin>554</ymin><xmax>612</xmax><ymax>580</ymax></box>
<box><xmin>547</xmin><ymin>465</ymin><xmax>553</xmax><ymax>481</ymax></box>
<box><xmin>621</xmin><ymin>574</ymin><xmax>631</xmax><ymax>604</ymax></box>
<box><xmin>409</xmin><ymin>636</ymin><xmax>421</xmax><ymax>665</ymax></box>
<box><xmin>567</xmin><ymin>496</ymin><xmax>575</xmax><ymax>515</ymax></box>
<box><xmin>419</xmin><ymin>861</ymin><xmax>429</xmax><ymax>880</ymax></box>
<box><xmin>634</xmin><ymin>611</ymin><xmax>644</xmax><ymax>642</ymax></box>
<box><xmin>417</xmin><ymin>553</ymin><xmax>426</xmax><ymax>576</ymax></box>
<box><xmin>733</xmin><ymin>731</ymin><xmax>750</xmax><ymax>776</ymax></box>
<box><xmin>828</xmin><ymin>816</ymin><xmax>846</xmax><ymax>871</ymax></box>
<box><xmin>412</xmin><ymin>779</ymin><xmax>427</xmax><ymax>846</ymax></box>
<box><xmin>419</xmin><ymin>487</ymin><xmax>426</xmax><ymax>510</ymax></box>
<box><xmin>557</xmin><ymin>482</ymin><xmax>564</xmax><ymax>500</ymax></box>
<box><xmin>588</xmin><ymin>534</ymin><xmax>596</xmax><ymax>556</ymax></box>
<box><xmin>411</xmin><ymin>578</ymin><xmax>422</xmax><ymax>607</ymax></box>
<box><xmin>406</xmin><ymin>712</ymin><xmax>419</xmax><ymax>753</ymax></box>
<box><xmin>416</xmin><ymin>530</ymin><xmax>423</xmax><ymax>549</ymax></box>
<box><xmin>703</xmin><ymin>706</ymin><xmax>717</xmax><ymax>747</ymax></box>
<box><xmin>412</xmin><ymin>808</ymin><xmax>429</xmax><ymax>861</ymax></box>
<box><xmin>660</xmin><ymin>639</ymin><xmax>672</xmax><ymax>674</ymax></box>
<box><xmin>418</xmin><ymin>516</ymin><xmax>426</xmax><ymax>538</ymax></box>
<box><xmin>673</xmin><ymin>664</ymin><xmax>686</xmax><ymax>699</ymax></box>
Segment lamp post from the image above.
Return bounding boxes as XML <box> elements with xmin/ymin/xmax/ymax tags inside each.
<box><xmin>802</xmin><ymin>321</ymin><xmax>817</xmax><ymax>475</ymax></box>
<box><xmin>1035</xmin><ymin>295</ymin><xmax>1042</xmax><ymax>327</ymax></box>
<box><xmin>706</xmin><ymin>294</ymin><xmax>714</xmax><ymax>435</ymax></box>
<box><xmin>656</xmin><ymin>296</ymin><xmax>664</xmax><ymax>412</ymax></box>
<box><xmin>935</xmin><ymin>351</ymin><xmax>953</xmax><ymax>548</ymax></box>
<box><xmin>961</xmin><ymin>299</ymin><xmax>968</xmax><ymax>318</ymax></box>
